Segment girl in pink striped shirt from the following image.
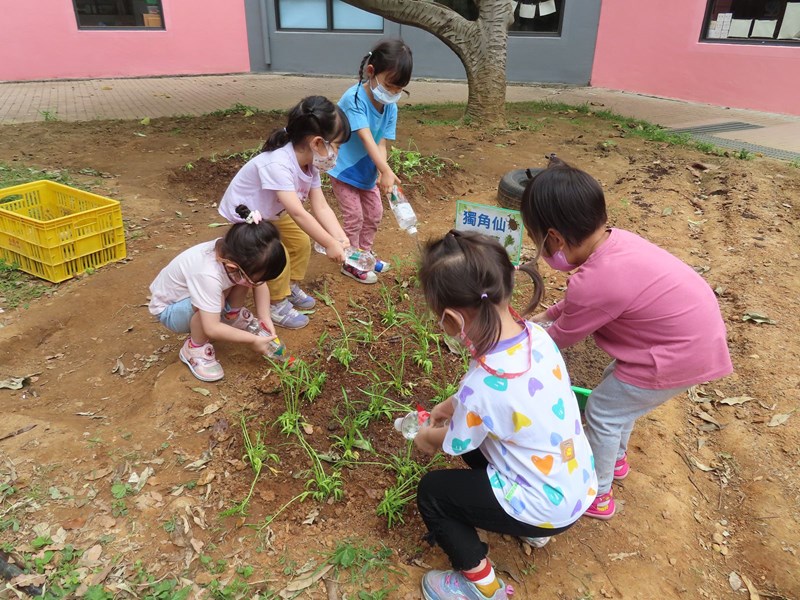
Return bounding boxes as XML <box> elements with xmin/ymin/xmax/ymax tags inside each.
<box><xmin>520</xmin><ymin>157</ymin><xmax>732</xmax><ymax>520</ymax></box>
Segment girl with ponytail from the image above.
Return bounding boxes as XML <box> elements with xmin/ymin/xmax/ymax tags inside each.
<box><xmin>149</xmin><ymin>205</ymin><xmax>286</xmax><ymax>382</ymax></box>
<box><xmin>412</xmin><ymin>230</ymin><xmax>596</xmax><ymax>600</ymax></box>
<box><xmin>218</xmin><ymin>95</ymin><xmax>352</xmax><ymax>329</ymax></box>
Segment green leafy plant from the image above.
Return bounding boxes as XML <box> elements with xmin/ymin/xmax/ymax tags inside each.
<box><xmin>315</xmin><ymin>285</ymin><xmax>356</xmax><ymax>368</ymax></box>
<box><xmin>222</xmin><ymin>414</ymin><xmax>279</xmax><ymax>516</ymax></box>
<box><xmin>0</xmin><ymin>259</ymin><xmax>48</xmax><ymax>309</ymax></box>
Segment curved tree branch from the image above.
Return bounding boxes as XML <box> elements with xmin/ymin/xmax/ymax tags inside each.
<box><xmin>341</xmin><ymin>0</ymin><xmax>479</xmax><ymax>65</ymax></box>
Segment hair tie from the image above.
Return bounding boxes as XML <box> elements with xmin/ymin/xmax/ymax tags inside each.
<box><xmin>480</xmin><ymin>293</ymin><xmax>488</xmax><ymax>300</ymax></box>
<box><xmin>283</xmin><ymin>127</ymin><xmax>287</xmax><ymax>133</ymax></box>
<box><xmin>368</xmin><ymin>51</ymin><xmax>373</xmax><ymax>57</ymax></box>
<box><xmin>245</xmin><ymin>209</ymin><xmax>263</xmax><ymax>225</ymax></box>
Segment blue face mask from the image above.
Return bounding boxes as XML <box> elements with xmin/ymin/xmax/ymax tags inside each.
<box><xmin>370</xmin><ymin>78</ymin><xmax>402</xmax><ymax>105</ymax></box>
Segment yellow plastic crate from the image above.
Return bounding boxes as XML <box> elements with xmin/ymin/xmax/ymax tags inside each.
<box><xmin>0</xmin><ymin>180</ymin><xmax>127</xmax><ymax>283</ymax></box>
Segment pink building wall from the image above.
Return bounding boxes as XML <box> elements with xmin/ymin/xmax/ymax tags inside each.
<box><xmin>591</xmin><ymin>1</ymin><xmax>800</xmax><ymax>116</ymax></box>
<box><xmin>1</xmin><ymin>2</ymin><xmax>250</xmax><ymax>82</ymax></box>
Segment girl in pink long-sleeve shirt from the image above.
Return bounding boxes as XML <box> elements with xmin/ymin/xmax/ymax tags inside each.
<box><xmin>520</xmin><ymin>157</ymin><xmax>732</xmax><ymax>520</ymax></box>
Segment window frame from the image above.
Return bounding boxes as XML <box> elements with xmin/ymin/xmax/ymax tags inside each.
<box><xmin>275</xmin><ymin>0</ymin><xmax>384</xmax><ymax>33</ymax></box>
<box><xmin>508</xmin><ymin>0</ymin><xmax>566</xmax><ymax>37</ymax></box>
<box><xmin>699</xmin><ymin>0</ymin><xmax>800</xmax><ymax>46</ymax></box>
<box><xmin>73</xmin><ymin>0</ymin><xmax>166</xmax><ymax>31</ymax></box>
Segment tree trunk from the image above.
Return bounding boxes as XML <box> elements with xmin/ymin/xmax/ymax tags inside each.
<box><xmin>343</xmin><ymin>0</ymin><xmax>512</xmax><ymax>125</ymax></box>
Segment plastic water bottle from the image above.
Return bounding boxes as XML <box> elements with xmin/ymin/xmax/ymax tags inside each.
<box><xmin>394</xmin><ymin>408</ymin><xmax>431</xmax><ymax>440</ymax></box>
<box><xmin>314</xmin><ymin>242</ymin><xmax>377</xmax><ymax>271</ymax></box>
<box><xmin>388</xmin><ymin>185</ymin><xmax>418</xmax><ymax>235</ymax></box>
<box><xmin>246</xmin><ymin>321</ymin><xmax>291</xmax><ymax>361</ymax></box>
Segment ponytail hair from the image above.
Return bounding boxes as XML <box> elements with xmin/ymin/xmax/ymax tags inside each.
<box><xmin>262</xmin><ymin>95</ymin><xmax>351</xmax><ymax>153</ymax></box>
<box><xmin>218</xmin><ymin>205</ymin><xmax>286</xmax><ymax>283</ymax></box>
<box><xmin>354</xmin><ymin>38</ymin><xmax>413</xmax><ymax>108</ymax></box>
<box><xmin>419</xmin><ymin>230</ymin><xmax>537</xmax><ymax>358</ymax></box>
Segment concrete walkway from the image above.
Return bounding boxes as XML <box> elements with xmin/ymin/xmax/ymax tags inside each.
<box><xmin>2</xmin><ymin>73</ymin><xmax>799</xmax><ymax>158</ymax></box>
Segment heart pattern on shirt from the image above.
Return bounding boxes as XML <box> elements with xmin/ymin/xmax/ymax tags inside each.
<box><xmin>552</xmin><ymin>364</ymin><xmax>562</xmax><ymax>380</ymax></box>
<box><xmin>552</xmin><ymin>398</ymin><xmax>565</xmax><ymax>420</ymax></box>
<box><xmin>513</xmin><ymin>411</ymin><xmax>532</xmax><ymax>431</ymax></box>
<box><xmin>532</xmin><ymin>454</ymin><xmax>554</xmax><ymax>475</ymax></box>
<box><xmin>466</xmin><ymin>412</ymin><xmax>483</xmax><ymax>428</ymax></box>
<box><xmin>451</xmin><ymin>438</ymin><xmax>471</xmax><ymax>453</ymax></box>
<box><xmin>484</xmin><ymin>375</ymin><xmax>508</xmax><ymax>392</ymax></box>
<box><xmin>543</xmin><ymin>484</ymin><xmax>564</xmax><ymax>505</ymax></box>
<box><xmin>459</xmin><ymin>385</ymin><xmax>474</xmax><ymax>404</ymax></box>
<box><xmin>528</xmin><ymin>377</ymin><xmax>544</xmax><ymax>397</ymax></box>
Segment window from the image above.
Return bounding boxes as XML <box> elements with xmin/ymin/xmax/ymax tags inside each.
<box><xmin>74</xmin><ymin>0</ymin><xmax>164</xmax><ymax>29</ymax></box>
<box><xmin>703</xmin><ymin>0</ymin><xmax>800</xmax><ymax>44</ymax></box>
<box><xmin>437</xmin><ymin>0</ymin><xmax>565</xmax><ymax>35</ymax></box>
<box><xmin>276</xmin><ymin>0</ymin><xmax>383</xmax><ymax>31</ymax></box>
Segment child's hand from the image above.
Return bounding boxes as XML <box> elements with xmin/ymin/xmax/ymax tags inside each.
<box><xmin>531</xmin><ymin>310</ymin><xmax>551</xmax><ymax>323</ymax></box>
<box><xmin>252</xmin><ymin>334</ymin><xmax>277</xmax><ymax>356</ymax></box>
<box><xmin>377</xmin><ymin>168</ymin><xmax>400</xmax><ymax>197</ymax></box>
<box><xmin>429</xmin><ymin>399</ymin><xmax>455</xmax><ymax>426</ymax></box>
<box><xmin>413</xmin><ymin>425</ymin><xmax>443</xmax><ymax>455</ymax></box>
<box><xmin>326</xmin><ymin>243</ymin><xmax>346</xmax><ymax>263</ymax></box>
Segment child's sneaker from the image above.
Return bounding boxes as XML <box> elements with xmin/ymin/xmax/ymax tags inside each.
<box><xmin>288</xmin><ymin>282</ymin><xmax>316</xmax><ymax>310</ymax></box>
<box><xmin>373</xmin><ymin>257</ymin><xmax>391</xmax><ymax>273</ymax></box>
<box><xmin>341</xmin><ymin>263</ymin><xmax>377</xmax><ymax>284</ymax></box>
<box><xmin>223</xmin><ymin>307</ymin><xmax>259</xmax><ymax>331</ymax></box>
<box><xmin>422</xmin><ymin>570</ymin><xmax>508</xmax><ymax>600</ymax></box>
<box><xmin>179</xmin><ymin>339</ymin><xmax>224</xmax><ymax>382</ymax></box>
<box><xmin>270</xmin><ymin>298</ymin><xmax>309</xmax><ymax>329</ymax></box>
<box><xmin>521</xmin><ymin>536</ymin><xmax>550</xmax><ymax>548</ymax></box>
<box><xmin>584</xmin><ymin>490</ymin><xmax>615</xmax><ymax>520</ymax></box>
<box><xmin>614</xmin><ymin>453</ymin><xmax>630</xmax><ymax>480</ymax></box>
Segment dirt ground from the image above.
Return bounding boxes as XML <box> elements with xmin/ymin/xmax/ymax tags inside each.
<box><xmin>0</xmin><ymin>103</ymin><xmax>799</xmax><ymax>600</ymax></box>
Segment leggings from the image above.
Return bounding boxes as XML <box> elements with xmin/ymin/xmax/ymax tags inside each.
<box><xmin>417</xmin><ymin>451</ymin><xmax>573</xmax><ymax>570</ymax></box>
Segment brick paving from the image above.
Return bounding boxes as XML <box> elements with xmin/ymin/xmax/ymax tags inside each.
<box><xmin>1</xmin><ymin>73</ymin><xmax>798</xmax><ymax>157</ymax></box>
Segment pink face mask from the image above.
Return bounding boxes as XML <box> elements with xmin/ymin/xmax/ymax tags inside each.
<box><xmin>539</xmin><ymin>233</ymin><xmax>577</xmax><ymax>272</ymax></box>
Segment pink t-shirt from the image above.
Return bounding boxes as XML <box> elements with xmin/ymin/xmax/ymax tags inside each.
<box><xmin>218</xmin><ymin>143</ymin><xmax>321</xmax><ymax>222</ymax></box>
<box><xmin>545</xmin><ymin>228</ymin><xmax>733</xmax><ymax>390</ymax></box>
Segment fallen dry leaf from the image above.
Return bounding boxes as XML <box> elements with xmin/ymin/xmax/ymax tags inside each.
<box><xmin>719</xmin><ymin>396</ymin><xmax>753</xmax><ymax>406</ymax></box>
<box><xmin>767</xmin><ymin>413</ymin><xmax>791</xmax><ymax>427</ymax></box>
<box><xmin>200</xmin><ymin>402</ymin><xmax>221</xmax><ymax>416</ymax></box>
<box><xmin>84</xmin><ymin>466</ymin><xmax>113</xmax><ymax>481</ymax></box>
<box><xmin>193</xmin><ymin>387</ymin><xmax>212</xmax><ymax>398</ymax></box>
<box><xmin>196</xmin><ymin>469</ymin><xmax>215</xmax><ymax>486</ymax></box>
<box><xmin>741</xmin><ymin>574</ymin><xmax>761</xmax><ymax>599</ymax></box>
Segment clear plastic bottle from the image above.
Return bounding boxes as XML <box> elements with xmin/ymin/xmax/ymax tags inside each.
<box><xmin>394</xmin><ymin>409</ymin><xmax>431</xmax><ymax>440</ymax></box>
<box><xmin>246</xmin><ymin>321</ymin><xmax>290</xmax><ymax>361</ymax></box>
<box><xmin>313</xmin><ymin>242</ymin><xmax>377</xmax><ymax>271</ymax></box>
<box><xmin>388</xmin><ymin>185</ymin><xmax>418</xmax><ymax>235</ymax></box>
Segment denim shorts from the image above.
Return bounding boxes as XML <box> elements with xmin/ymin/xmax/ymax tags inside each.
<box><xmin>158</xmin><ymin>297</ymin><xmax>195</xmax><ymax>333</ymax></box>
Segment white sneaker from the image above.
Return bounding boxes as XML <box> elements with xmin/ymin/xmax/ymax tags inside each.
<box><xmin>521</xmin><ymin>536</ymin><xmax>550</xmax><ymax>548</ymax></box>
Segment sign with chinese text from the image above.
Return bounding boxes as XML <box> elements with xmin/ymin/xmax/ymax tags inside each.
<box><xmin>454</xmin><ymin>201</ymin><xmax>525</xmax><ymax>264</ymax></box>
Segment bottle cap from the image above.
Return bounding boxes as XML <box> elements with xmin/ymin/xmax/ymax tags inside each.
<box><xmin>394</xmin><ymin>417</ymin><xmax>404</xmax><ymax>432</ymax></box>
<box><xmin>407</xmin><ymin>226</ymin><xmax>418</xmax><ymax>235</ymax></box>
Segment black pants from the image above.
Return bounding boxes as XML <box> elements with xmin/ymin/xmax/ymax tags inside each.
<box><xmin>416</xmin><ymin>450</ymin><xmax>573</xmax><ymax>570</ymax></box>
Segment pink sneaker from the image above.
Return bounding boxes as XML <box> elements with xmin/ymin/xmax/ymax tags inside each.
<box><xmin>179</xmin><ymin>339</ymin><xmax>224</xmax><ymax>382</ymax></box>
<box><xmin>584</xmin><ymin>490</ymin><xmax>615</xmax><ymax>520</ymax></box>
<box><xmin>614</xmin><ymin>454</ymin><xmax>630</xmax><ymax>480</ymax></box>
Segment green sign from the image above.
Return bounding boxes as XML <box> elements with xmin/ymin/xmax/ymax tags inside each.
<box><xmin>454</xmin><ymin>200</ymin><xmax>525</xmax><ymax>264</ymax></box>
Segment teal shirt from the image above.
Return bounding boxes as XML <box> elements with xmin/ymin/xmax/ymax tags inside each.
<box><xmin>329</xmin><ymin>83</ymin><xmax>397</xmax><ymax>190</ymax></box>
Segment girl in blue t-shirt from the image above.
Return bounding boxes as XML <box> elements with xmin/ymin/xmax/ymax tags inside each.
<box><xmin>328</xmin><ymin>39</ymin><xmax>413</xmax><ymax>284</ymax></box>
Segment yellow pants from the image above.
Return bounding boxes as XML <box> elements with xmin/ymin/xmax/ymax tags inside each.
<box><xmin>268</xmin><ymin>212</ymin><xmax>311</xmax><ymax>302</ymax></box>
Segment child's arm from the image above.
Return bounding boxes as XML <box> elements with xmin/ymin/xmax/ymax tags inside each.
<box><xmin>252</xmin><ymin>285</ymin><xmax>276</xmax><ymax>336</ymax></box>
<box><xmin>357</xmin><ymin>130</ymin><xmax>399</xmax><ymax>196</ymax></box>
<box><xmin>198</xmin><ymin>310</ymin><xmax>277</xmax><ymax>355</ymax></box>
<box><xmin>276</xmin><ymin>190</ymin><xmax>347</xmax><ymax>263</ymax></box>
<box><xmin>414</xmin><ymin>425</ymin><xmax>447</xmax><ymax>455</ymax></box>
<box><xmin>308</xmin><ymin>187</ymin><xmax>349</xmax><ymax>245</ymax></box>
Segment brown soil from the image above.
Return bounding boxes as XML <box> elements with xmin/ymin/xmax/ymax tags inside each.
<box><xmin>0</xmin><ymin>105</ymin><xmax>798</xmax><ymax>599</ymax></box>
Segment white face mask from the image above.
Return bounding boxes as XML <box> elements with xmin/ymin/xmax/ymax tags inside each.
<box><xmin>312</xmin><ymin>140</ymin><xmax>337</xmax><ymax>172</ymax></box>
<box><xmin>370</xmin><ymin>79</ymin><xmax>402</xmax><ymax>105</ymax></box>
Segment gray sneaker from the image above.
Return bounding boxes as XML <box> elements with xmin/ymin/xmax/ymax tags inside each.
<box><xmin>270</xmin><ymin>298</ymin><xmax>309</xmax><ymax>329</ymax></box>
<box><xmin>521</xmin><ymin>536</ymin><xmax>550</xmax><ymax>548</ymax></box>
<box><xmin>288</xmin><ymin>282</ymin><xmax>316</xmax><ymax>310</ymax></box>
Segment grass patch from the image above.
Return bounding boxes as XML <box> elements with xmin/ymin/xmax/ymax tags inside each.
<box><xmin>208</xmin><ymin>103</ymin><xmax>272</xmax><ymax>118</ymax></box>
<box><xmin>0</xmin><ymin>163</ymin><xmax>77</xmax><ymax>190</ymax></box>
<box><xmin>388</xmin><ymin>143</ymin><xmax>455</xmax><ymax>180</ymax></box>
<box><xmin>0</xmin><ymin>259</ymin><xmax>49</xmax><ymax>309</ymax></box>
